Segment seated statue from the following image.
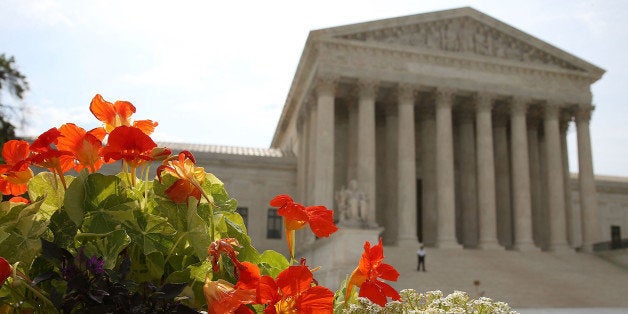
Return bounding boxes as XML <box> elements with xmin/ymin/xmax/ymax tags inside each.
<box><xmin>335</xmin><ymin>179</ymin><xmax>369</xmax><ymax>227</ymax></box>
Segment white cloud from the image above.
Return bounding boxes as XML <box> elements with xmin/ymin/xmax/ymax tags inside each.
<box><xmin>0</xmin><ymin>0</ymin><xmax>75</xmax><ymax>29</ymax></box>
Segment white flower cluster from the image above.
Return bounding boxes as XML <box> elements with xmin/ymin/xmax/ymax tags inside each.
<box><xmin>340</xmin><ymin>289</ymin><xmax>517</xmax><ymax>314</ymax></box>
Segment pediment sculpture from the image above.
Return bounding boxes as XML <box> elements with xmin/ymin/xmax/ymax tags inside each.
<box><xmin>336</xmin><ymin>16</ymin><xmax>583</xmax><ymax>72</ymax></box>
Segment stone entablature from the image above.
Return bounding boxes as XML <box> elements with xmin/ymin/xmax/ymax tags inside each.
<box><xmin>316</xmin><ymin>40</ymin><xmax>593</xmax><ymax>102</ymax></box>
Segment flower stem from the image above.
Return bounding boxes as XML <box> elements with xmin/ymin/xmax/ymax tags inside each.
<box><xmin>20</xmin><ymin>280</ymin><xmax>58</xmax><ymax>312</ymax></box>
<box><xmin>198</xmin><ymin>189</ymin><xmax>216</xmax><ymax>243</ymax></box>
<box><xmin>10</xmin><ymin>271</ymin><xmax>58</xmax><ymax>313</ymax></box>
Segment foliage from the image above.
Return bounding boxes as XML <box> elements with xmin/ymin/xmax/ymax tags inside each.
<box><xmin>0</xmin><ymin>54</ymin><xmax>29</xmax><ymax>148</ymax></box>
<box><xmin>0</xmin><ymin>94</ymin><xmax>516</xmax><ymax>313</ymax></box>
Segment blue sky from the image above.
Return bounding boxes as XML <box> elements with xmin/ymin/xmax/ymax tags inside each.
<box><xmin>0</xmin><ymin>0</ymin><xmax>626</xmax><ymax>176</ymax></box>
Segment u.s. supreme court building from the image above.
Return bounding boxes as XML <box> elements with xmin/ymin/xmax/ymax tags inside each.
<box><xmin>164</xmin><ymin>7</ymin><xmax>628</xmax><ymax>307</ymax></box>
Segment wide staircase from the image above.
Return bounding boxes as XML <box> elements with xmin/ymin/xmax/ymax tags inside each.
<box><xmin>382</xmin><ymin>245</ymin><xmax>628</xmax><ymax>308</ymax></box>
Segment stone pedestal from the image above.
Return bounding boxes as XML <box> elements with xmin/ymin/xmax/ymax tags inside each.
<box><xmin>300</xmin><ymin>227</ymin><xmax>384</xmax><ymax>289</ymax></box>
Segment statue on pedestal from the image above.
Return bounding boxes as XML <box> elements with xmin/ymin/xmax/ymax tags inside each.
<box><xmin>335</xmin><ymin>179</ymin><xmax>370</xmax><ymax>228</ymax></box>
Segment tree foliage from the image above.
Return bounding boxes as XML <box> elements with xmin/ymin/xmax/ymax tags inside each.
<box><xmin>0</xmin><ymin>54</ymin><xmax>29</xmax><ymax>146</ymax></box>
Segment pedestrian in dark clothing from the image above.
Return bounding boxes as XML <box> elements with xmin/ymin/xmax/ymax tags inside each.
<box><xmin>417</xmin><ymin>246</ymin><xmax>426</xmax><ymax>271</ymax></box>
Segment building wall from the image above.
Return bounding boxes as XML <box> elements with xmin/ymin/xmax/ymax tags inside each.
<box><xmin>195</xmin><ymin>153</ymin><xmax>297</xmax><ymax>256</ymax></box>
<box><xmin>588</xmin><ymin>177</ymin><xmax>628</xmax><ymax>244</ymax></box>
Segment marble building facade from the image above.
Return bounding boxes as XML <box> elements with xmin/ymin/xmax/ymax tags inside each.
<box><xmin>169</xmin><ymin>8</ymin><xmax>628</xmax><ymax>258</ymax></box>
<box><xmin>270</xmin><ymin>7</ymin><xmax>604</xmax><ymax>253</ymax></box>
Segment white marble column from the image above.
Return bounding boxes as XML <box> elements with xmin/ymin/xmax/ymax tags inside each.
<box><xmin>510</xmin><ymin>97</ymin><xmax>536</xmax><ymax>251</ymax></box>
<box><xmin>357</xmin><ymin>80</ymin><xmax>378</xmax><ymax>227</ymax></box>
<box><xmin>346</xmin><ymin>100</ymin><xmax>359</xmax><ymax>183</ymax></box>
<box><xmin>457</xmin><ymin>106</ymin><xmax>478</xmax><ymax>247</ymax></box>
<box><xmin>475</xmin><ymin>93</ymin><xmax>500</xmax><ymax>249</ymax></box>
<box><xmin>296</xmin><ymin>107</ymin><xmax>308</xmax><ymax>202</ymax></box>
<box><xmin>527</xmin><ymin>115</ymin><xmax>545</xmax><ymax>249</ymax></box>
<box><xmin>300</xmin><ymin>98</ymin><xmax>318</xmax><ymax>248</ymax></box>
<box><xmin>397</xmin><ymin>84</ymin><xmax>418</xmax><ymax>245</ymax></box>
<box><xmin>560</xmin><ymin>113</ymin><xmax>578</xmax><ymax>247</ymax></box>
<box><xmin>306</xmin><ymin>100</ymin><xmax>317</xmax><ymax>206</ymax></box>
<box><xmin>420</xmin><ymin>106</ymin><xmax>437</xmax><ymax>246</ymax></box>
<box><xmin>435</xmin><ymin>88</ymin><xmax>461</xmax><ymax>248</ymax></box>
<box><xmin>384</xmin><ymin>105</ymin><xmax>398</xmax><ymax>244</ymax></box>
<box><xmin>493</xmin><ymin>111</ymin><xmax>513</xmax><ymax>247</ymax></box>
<box><xmin>576</xmin><ymin>105</ymin><xmax>600</xmax><ymax>252</ymax></box>
<box><xmin>313</xmin><ymin>75</ymin><xmax>336</xmax><ymax>208</ymax></box>
<box><xmin>544</xmin><ymin>103</ymin><xmax>570</xmax><ymax>252</ymax></box>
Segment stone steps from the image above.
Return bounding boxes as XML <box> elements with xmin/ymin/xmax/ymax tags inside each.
<box><xmin>380</xmin><ymin>245</ymin><xmax>628</xmax><ymax>308</ymax></box>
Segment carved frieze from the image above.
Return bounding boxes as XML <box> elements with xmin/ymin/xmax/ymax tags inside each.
<box><xmin>336</xmin><ymin>16</ymin><xmax>584</xmax><ymax>72</ymax></box>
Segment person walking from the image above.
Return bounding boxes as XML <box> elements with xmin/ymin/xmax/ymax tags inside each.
<box><xmin>417</xmin><ymin>246</ymin><xmax>426</xmax><ymax>271</ymax></box>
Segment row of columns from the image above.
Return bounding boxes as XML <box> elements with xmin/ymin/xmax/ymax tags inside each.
<box><xmin>298</xmin><ymin>76</ymin><xmax>599</xmax><ymax>251</ymax></box>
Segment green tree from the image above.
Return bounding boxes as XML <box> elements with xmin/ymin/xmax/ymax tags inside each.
<box><xmin>0</xmin><ymin>53</ymin><xmax>29</xmax><ymax>147</ymax></box>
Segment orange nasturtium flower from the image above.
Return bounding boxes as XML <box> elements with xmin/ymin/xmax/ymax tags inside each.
<box><xmin>0</xmin><ymin>257</ymin><xmax>11</xmax><ymax>285</ymax></box>
<box><xmin>29</xmin><ymin>128</ymin><xmax>74</xmax><ymax>189</ymax></box>
<box><xmin>208</xmin><ymin>237</ymin><xmax>241</xmax><ymax>273</ymax></box>
<box><xmin>57</xmin><ymin>123</ymin><xmax>107</xmax><ymax>173</ymax></box>
<box><xmin>269</xmin><ymin>194</ymin><xmax>338</xmax><ymax>260</ymax></box>
<box><xmin>157</xmin><ymin>151</ymin><xmax>207</xmax><ymax>204</ymax></box>
<box><xmin>204</xmin><ymin>238</ymin><xmax>258</xmax><ymax>314</ymax></box>
<box><xmin>204</xmin><ymin>278</ymin><xmax>256</xmax><ymax>314</ymax></box>
<box><xmin>345</xmin><ymin>238</ymin><xmax>400</xmax><ymax>307</ymax></box>
<box><xmin>259</xmin><ymin>261</ymin><xmax>334</xmax><ymax>314</ymax></box>
<box><xmin>100</xmin><ymin>126</ymin><xmax>157</xmax><ymax>168</ymax></box>
<box><xmin>0</xmin><ymin>140</ymin><xmax>33</xmax><ymax>196</ymax></box>
<box><xmin>89</xmin><ymin>94</ymin><xmax>158</xmax><ymax>134</ymax></box>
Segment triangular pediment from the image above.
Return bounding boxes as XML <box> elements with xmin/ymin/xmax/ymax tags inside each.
<box><xmin>314</xmin><ymin>7</ymin><xmax>604</xmax><ymax>76</ymax></box>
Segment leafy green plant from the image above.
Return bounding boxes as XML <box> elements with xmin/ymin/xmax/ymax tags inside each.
<box><xmin>0</xmin><ymin>94</ymin><xmax>515</xmax><ymax>313</ymax></box>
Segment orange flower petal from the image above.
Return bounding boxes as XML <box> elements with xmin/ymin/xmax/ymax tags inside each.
<box><xmin>257</xmin><ymin>275</ymin><xmax>279</xmax><ymax>305</ymax></box>
<box><xmin>164</xmin><ymin>179</ymin><xmax>201</xmax><ymax>203</ymax></box>
<box><xmin>133</xmin><ymin>119</ymin><xmax>158</xmax><ymax>135</ymax></box>
<box><xmin>30</xmin><ymin>128</ymin><xmax>61</xmax><ymax>152</ymax></box>
<box><xmin>90</xmin><ymin>94</ymin><xmax>117</xmax><ymax>126</ymax></box>
<box><xmin>112</xmin><ymin>100</ymin><xmax>136</xmax><ymax>122</ymax></box>
<box><xmin>358</xmin><ymin>280</ymin><xmax>400</xmax><ymax>307</ymax></box>
<box><xmin>0</xmin><ymin>170</ymin><xmax>32</xmax><ymax>195</ymax></box>
<box><xmin>100</xmin><ymin>126</ymin><xmax>156</xmax><ymax>167</ymax></box>
<box><xmin>58</xmin><ymin>123</ymin><xmax>104</xmax><ymax>172</ymax></box>
<box><xmin>270</xmin><ymin>194</ymin><xmax>293</xmax><ymax>207</ymax></box>
<box><xmin>88</xmin><ymin>127</ymin><xmax>107</xmax><ymax>141</ymax></box>
<box><xmin>1</xmin><ymin>140</ymin><xmax>30</xmax><ymax>165</ymax></box>
<box><xmin>276</xmin><ymin>265</ymin><xmax>313</xmax><ymax>297</ymax></box>
<box><xmin>204</xmin><ymin>279</ymin><xmax>255</xmax><ymax>314</ymax></box>
<box><xmin>377</xmin><ymin>263</ymin><xmax>400</xmax><ymax>282</ymax></box>
<box><xmin>9</xmin><ymin>196</ymin><xmax>29</xmax><ymax>204</ymax></box>
<box><xmin>304</xmin><ymin>205</ymin><xmax>338</xmax><ymax>238</ymax></box>
<box><xmin>297</xmin><ymin>285</ymin><xmax>334</xmax><ymax>313</ymax></box>
<box><xmin>235</xmin><ymin>261</ymin><xmax>261</xmax><ymax>290</ymax></box>
<box><xmin>277</xmin><ymin>202</ymin><xmax>308</xmax><ymax>223</ymax></box>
